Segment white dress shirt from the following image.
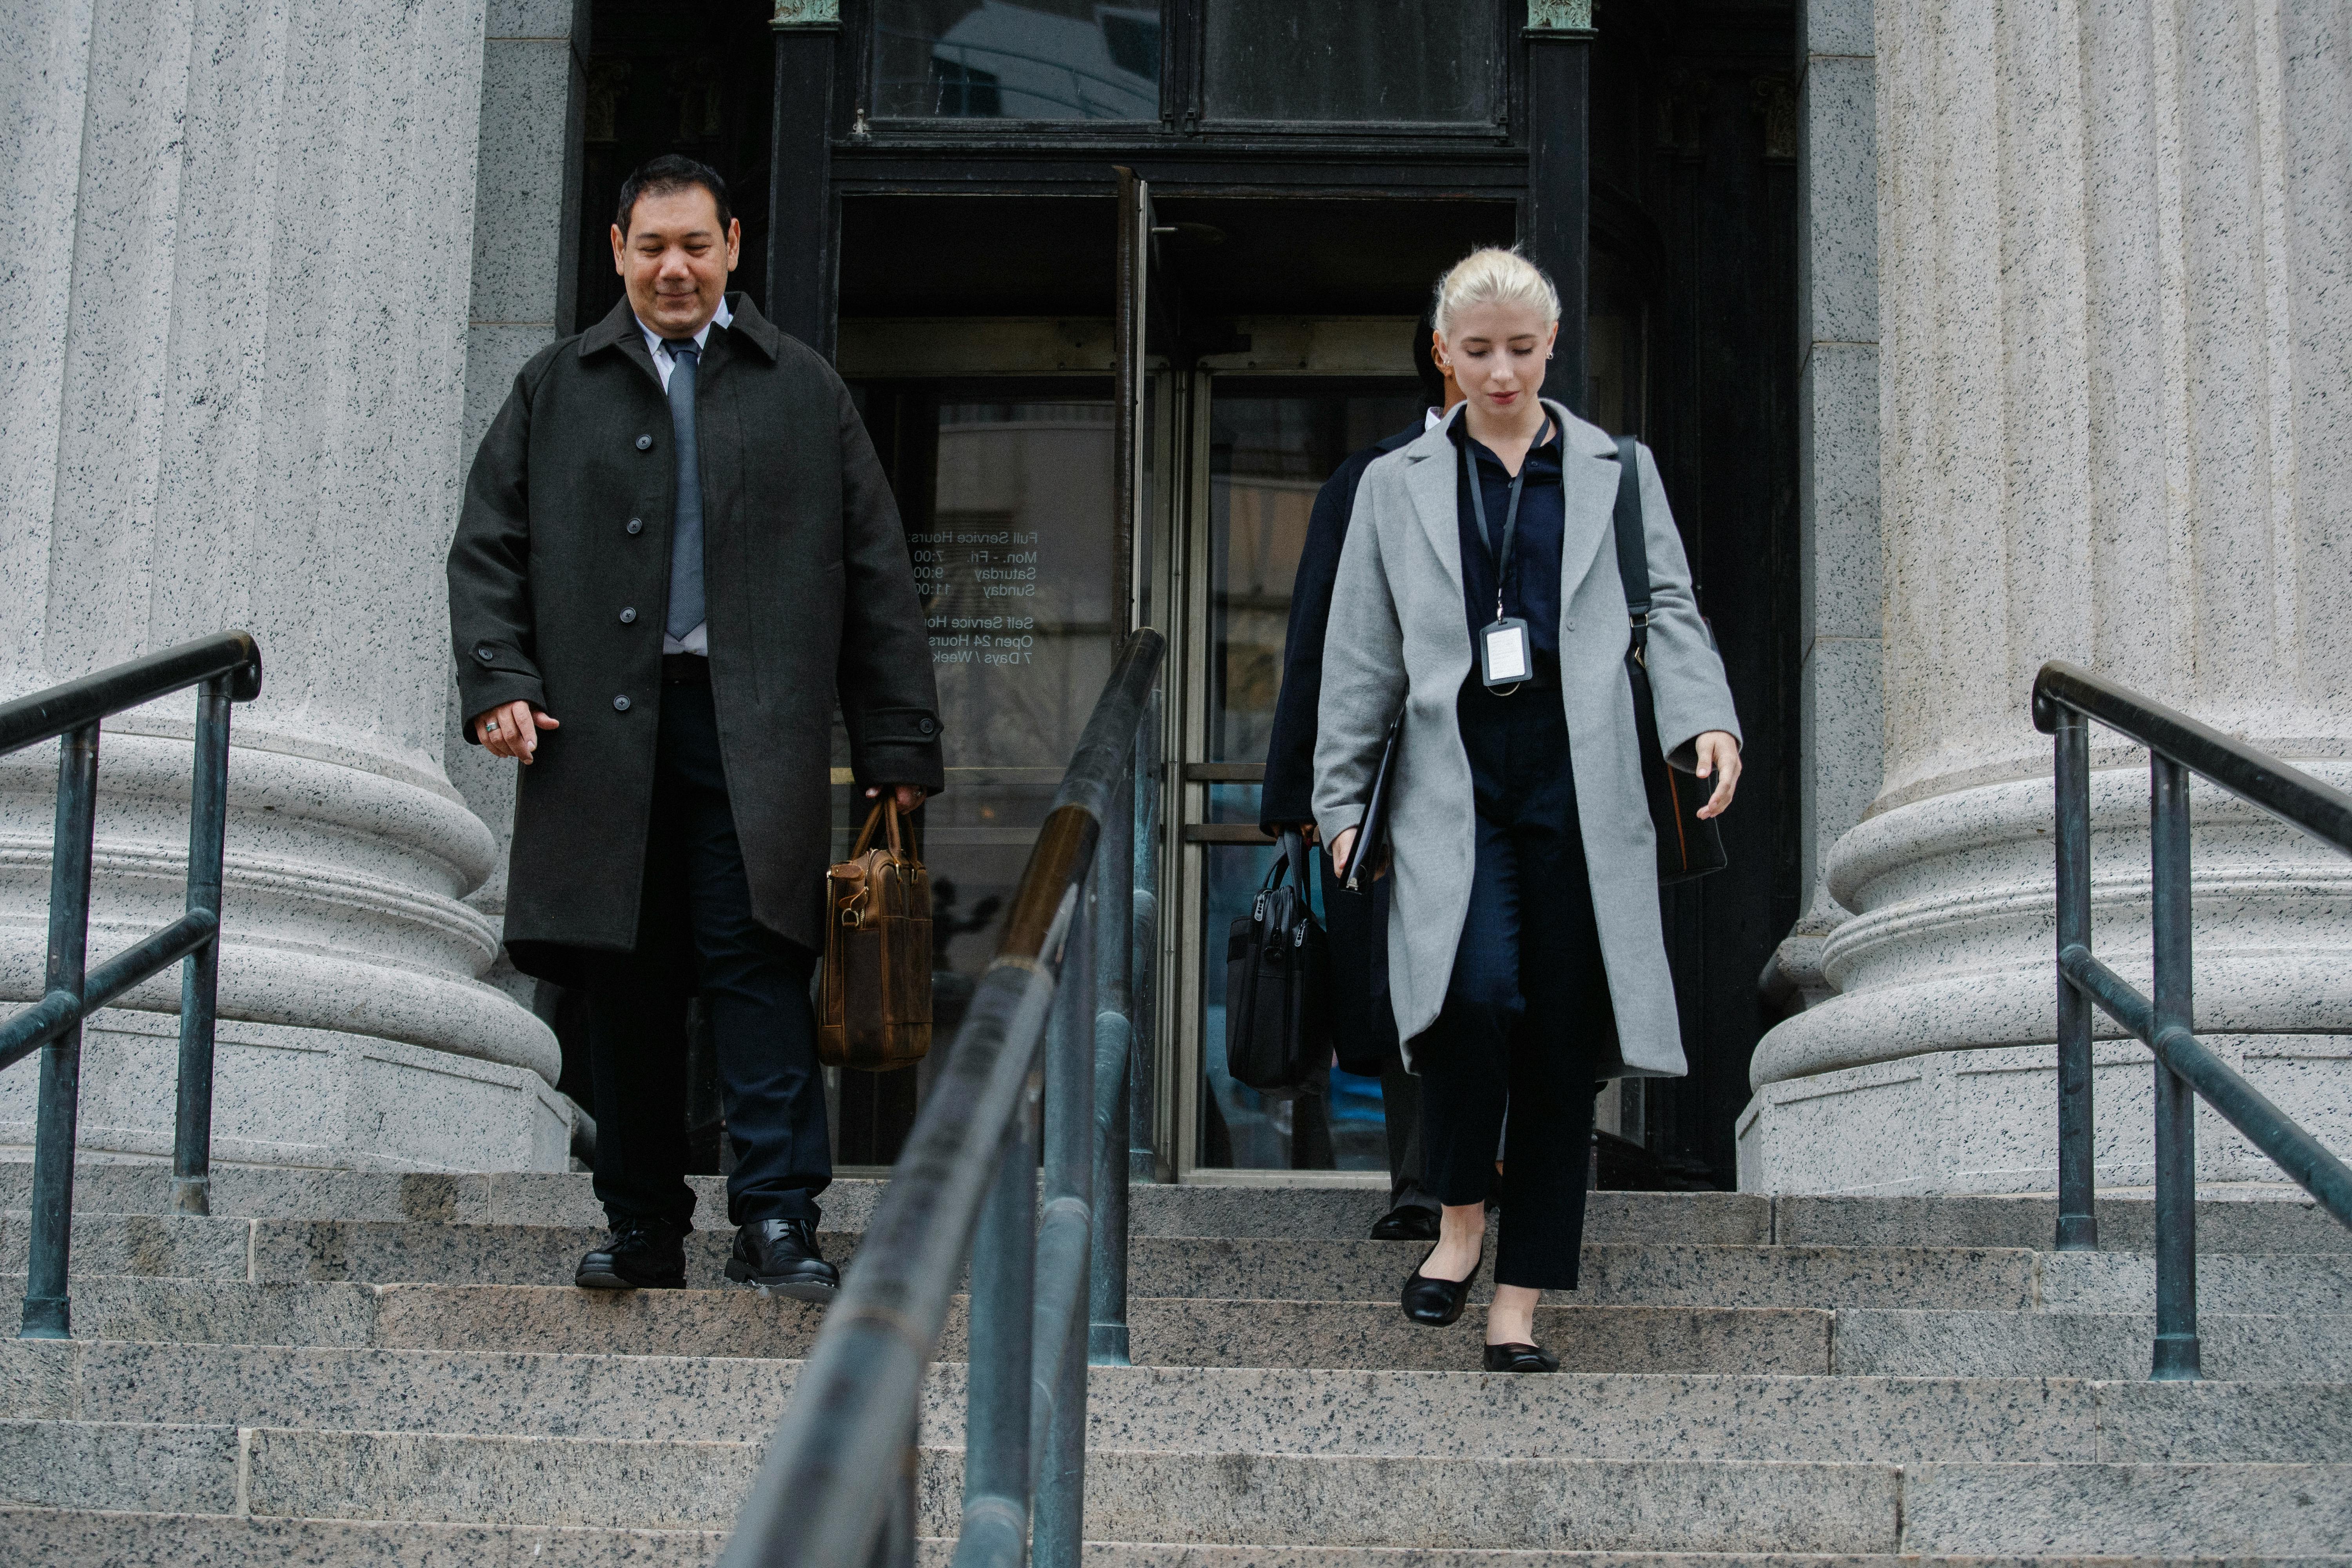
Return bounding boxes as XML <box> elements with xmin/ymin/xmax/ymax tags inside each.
<box><xmin>635</xmin><ymin>296</ymin><xmax>733</xmax><ymax>655</ymax></box>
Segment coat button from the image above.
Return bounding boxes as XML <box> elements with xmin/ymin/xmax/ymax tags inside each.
<box><xmin>619</xmin><ymin>608</ymin><xmax>637</xmax><ymax>624</ymax></box>
<box><xmin>613</xmin><ymin>695</ymin><xmax>631</xmax><ymax>712</ymax></box>
<box><xmin>635</xmin><ymin>434</ymin><xmax>653</xmax><ymax>451</ymax></box>
<box><xmin>918</xmin><ymin>717</ymin><xmax>936</xmax><ymax>734</ymax></box>
<box><xmin>626</xmin><ymin>518</ymin><xmax>644</xmax><ymax>535</ymax></box>
<box><xmin>474</xmin><ymin>645</ymin><xmax>495</xmax><ymax>662</ymax></box>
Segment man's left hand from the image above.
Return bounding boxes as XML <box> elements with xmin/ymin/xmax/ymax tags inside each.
<box><xmin>865</xmin><ymin>783</ymin><xmax>927</xmax><ymax>814</ymax></box>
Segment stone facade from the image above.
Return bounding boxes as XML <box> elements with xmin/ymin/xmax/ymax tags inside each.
<box><xmin>1743</xmin><ymin>0</ymin><xmax>2352</xmax><ymax>1193</ymax></box>
<box><xmin>0</xmin><ymin>0</ymin><xmax>575</xmax><ymax>1171</ymax></box>
<box><xmin>9</xmin><ymin>0</ymin><xmax>2345</xmax><ymax>1189</ymax></box>
<box><xmin>1768</xmin><ymin>0</ymin><xmax>1884</xmax><ymax>1014</ymax></box>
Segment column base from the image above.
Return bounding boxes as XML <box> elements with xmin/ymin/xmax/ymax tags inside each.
<box><xmin>0</xmin><ymin>1007</ymin><xmax>573</xmax><ymax>1173</ymax></box>
<box><xmin>1736</xmin><ymin>1034</ymin><xmax>2352</xmax><ymax>1196</ymax></box>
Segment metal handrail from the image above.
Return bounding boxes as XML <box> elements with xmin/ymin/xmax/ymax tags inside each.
<box><xmin>720</xmin><ymin>627</ymin><xmax>1165</xmax><ymax>1568</ymax></box>
<box><xmin>0</xmin><ymin>631</ymin><xmax>263</xmax><ymax>1339</ymax></box>
<box><xmin>2033</xmin><ymin>659</ymin><xmax>2352</xmax><ymax>1379</ymax></box>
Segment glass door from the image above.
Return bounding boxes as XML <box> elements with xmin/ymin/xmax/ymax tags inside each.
<box><xmin>1163</xmin><ymin>376</ymin><xmax>1425</xmax><ymax>1180</ymax></box>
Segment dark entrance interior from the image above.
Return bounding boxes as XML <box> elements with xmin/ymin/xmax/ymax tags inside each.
<box><xmin>554</xmin><ymin>0</ymin><xmax>1800</xmax><ymax>1191</ymax></box>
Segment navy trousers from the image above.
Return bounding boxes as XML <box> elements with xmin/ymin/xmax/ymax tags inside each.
<box><xmin>1418</xmin><ymin>681</ymin><xmax>1610</xmax><ymax>1290</ymax></box>
<box><xmin>587</xmin><ymin>681</ymin><xmax>831</xmax><ymax>1229</ymax></box>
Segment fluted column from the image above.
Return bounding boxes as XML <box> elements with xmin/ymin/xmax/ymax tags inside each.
<box><xmin>0</xmin><ymin>0</ymin><xmax>566</xmax><ymax>1170</ymax></box>
<box><xmin>1741</xmin><ymin>0</ymin><xmax>2352</xmax><ymax>1192</ymax></box>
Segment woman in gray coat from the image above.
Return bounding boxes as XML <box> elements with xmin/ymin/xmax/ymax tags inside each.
<box><xmin>1316</xmin><ymin>249</ymin><xmax>1741</xmax><ymax>1371</ymax></box>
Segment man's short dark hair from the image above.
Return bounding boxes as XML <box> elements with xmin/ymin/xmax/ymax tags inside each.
<box><xmin>1412</xmin><ymin>305</ymin><xmax>1443</xmax><ymax>408</ymax></box>
<box><xmin>616</xmin><ymin>155</ymin><xmax>732</xmax><ymax>236</ymax></box>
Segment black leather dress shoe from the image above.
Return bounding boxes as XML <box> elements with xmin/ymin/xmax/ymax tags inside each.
<box><xmin>726</xmin><ymin>1218</ymin><xmax>840</xmax><ymax>1301</ymax></box>
<box><xmin>1483</xmin><ymin>1341</ymin><xmax>1559</xmax><ymax>1374</ymax></box>
<box><xmin>575</xmin><ymin>1216</ymin><xmax>689</xmax><ymax>1290</ymax></box>
<box><xmin>1401</xmin><ymin>1243</ymin><xmax>1483</xmax><ymax>1327</ymax></box>
<box><xmin>1369</xmin><ymin>1201</ymin><xmax>1441</xmax><ymax>1242</ymax></box>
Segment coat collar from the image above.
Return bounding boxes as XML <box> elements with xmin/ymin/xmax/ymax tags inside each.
<box><xmin>1397</xmin><ymin>398</ymin><xmax>1624</xmax><ymax>602</ymax></box>
<box><xmin>578</xmin><ymin>292</ymin><xmax>782</xmax><ymax>387</ymax></box>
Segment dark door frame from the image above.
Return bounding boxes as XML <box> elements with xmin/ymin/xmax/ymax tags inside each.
<box><xmin>766</xmin><ymin>1</ymin><xmax>1593</xmax><ymax>397</ymax></box>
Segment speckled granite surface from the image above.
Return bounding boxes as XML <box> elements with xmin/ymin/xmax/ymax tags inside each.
<box><xmin>6</xmin><ymin>1156</ymin><xmax>2350</xmax><ymax>1553</ymax></box>
<box><xmin>0</xmin><ymin>1511</ymin><xmax>726</xmax><ymax>1567</ymax></box>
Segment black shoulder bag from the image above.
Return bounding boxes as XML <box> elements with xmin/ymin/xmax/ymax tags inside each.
<box><xmin>1612</xmin><ymin>436</ymin><xmax>1728</xmax><ymax>885</ymax></box>
<box><xmin>1222</xmin><ymin>829</ymin><xmax>1331</xmax><ymax>1093</ymax></box>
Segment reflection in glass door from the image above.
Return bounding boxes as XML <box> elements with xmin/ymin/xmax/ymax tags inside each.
<box><xmin>1174</xmin><ymin>381</ymin><xmax>1424</xmax><ymax>1176</ymax></box>
<box><xmin>841</xmin><ymin>382</ymin><xmax>1121</xmax><ymax>1164</ymax></box>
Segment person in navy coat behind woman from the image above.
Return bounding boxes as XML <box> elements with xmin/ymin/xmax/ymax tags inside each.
<box><xmin>1260</xmin><ymin>313</ymin><xmax>1460</xmax><ymax>1238</ymax></box>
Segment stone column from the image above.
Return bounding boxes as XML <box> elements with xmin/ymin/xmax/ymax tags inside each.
<box><xmin>1765</xmin><ymin>0</ymin><xmax>1885</xmax><ymax>1014</ymax></box>
<box><xmin>1741</xmin><ymin>0</ymin><xmax>2352</xmax><ymax>1193</ymax></box>
<box><xmin>446</xmin><ymin>0</ymin><xmax>590</xmax><ymax>986</ymax></box>
<box><xmin>0</xmin><ymin>0</ymin><xmax>568</xmax><ymax>1171</ymax></box>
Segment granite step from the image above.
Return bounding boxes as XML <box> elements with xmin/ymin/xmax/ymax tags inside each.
<box><xmin>1831</xmin><ymin>1308</ymin><xmax>2352</xmax><ymax>1381</ymax></box>
<box><xmin>5</xmin><ymin>1510</ymin><xmax>725</xmax><ymax>1568</ymax></box>
<box><xmin>4</xmin><ymin>1338</ymin><xmax>2347</xmax><ymax>1464</ymax></box>
<box><xmin>1773</xmin><ymin>1193</ymin><xmax>2352</xmax><ymax>1254</ymax></box>
<box><xmin>13</xmin><ymin>1270</ymin><xmax>2350</xmax><ymax>1379</ymax></box>
<box><xmin>0</xmin><ymin>1274</ymin><xmax>1825</xmax><ymax>1372</ymax></box>
<box><xmin>15</xmin><ymin>1515</ymin><xmax>2339</xmax><ymax>1568</ymax></box>
<box><xmin>5</xmin><ymin>1163</ymin><xmax>2343</xmax><ymax>1252</ymax></box>
<box><xmin>2038</xmin><ymin>1250</ymin><xmax>2352</xmax><ymax>1314</ymax></box>
<box><xmin>7</xmin><ymin>1211</ymin><xmax>2106</xmax><ymax>1310</ymax></box>
<box><xmin>17</xmin><ymin>1207</ymin><xmax>2349</xmax><ymax>1318</ymax></box>
<box><xmin>7</xmin><ymin>1422</ymin><xmax>2349</xmax><ymax>1554</ymax></box>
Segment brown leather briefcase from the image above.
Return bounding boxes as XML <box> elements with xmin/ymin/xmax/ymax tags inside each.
<box><xmin>818</xmin><ymin>799</ymin><xmax>933</xmax><ymax>1072</ymax></box>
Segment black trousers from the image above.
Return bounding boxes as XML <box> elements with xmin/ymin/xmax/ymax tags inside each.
<box><xmin>587</xmin><ymin>682</ymin><xmax>831</xmax><ymax>1229</ymax></box>
<box><xmin>1316</xmin><ymin>849</ymin><xmax>1428</xmax><ymax>1207</ymax></box>
<box><xmin>1418</xmin><ymin>682</ymin><xmax>1609</xmax><ymax>1290</ymax></box>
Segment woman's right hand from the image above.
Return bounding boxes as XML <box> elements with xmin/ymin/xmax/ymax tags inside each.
<box><xmin>1329</xmin><ymin>826</ymin><xmax>1359</xmax><ymax>876</ymax></box>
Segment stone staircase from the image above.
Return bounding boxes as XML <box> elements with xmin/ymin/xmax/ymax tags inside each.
<box><xmin>2</xmin><ymin>1164</ymin><xmax>2349</xmax><ymax>1564</ymax></box>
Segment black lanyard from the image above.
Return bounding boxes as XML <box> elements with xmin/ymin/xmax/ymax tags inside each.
<box><xmin>1463</xmin><ymin>419</ymin><xmax>1550</xmax><ymax>622</ymax></box>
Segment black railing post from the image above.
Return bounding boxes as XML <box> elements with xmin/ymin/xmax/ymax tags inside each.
<box><xmin>1032</xmin><ymin>889</ymin><xmax>1094</xmax><ymax>1568</ymax></box>
<box><xmin>2053</xmin><ymin>708</ymin><xmax>2097</xmax><ymax>1250</ymax></box>
<box><xmin>173</xmin><ymin>675</ymin><xmax>233</xmax><ymax>1216</ymax></box>
<box><xmin>1089</xmin><ymin>743</ymin><xmax>1135</xmax><ymax>1367</ymax></box>
<box><xmin>2148</xmin><ymin>753</ymin><xmax>2201</xmax><ymax>1379</ymax></box>
<box><xmin>954</xmin><ymin>1092</ymin><xmax>1037</xmax><ymax>1568</ymax></box>
<box><xmin>21</xmin><ymin>723</ymin><xmax>100</xmax><ymax>1340</ymax></box>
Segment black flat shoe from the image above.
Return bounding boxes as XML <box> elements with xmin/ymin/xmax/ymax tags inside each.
<box><xmin>1483</xmin><ymin>1341</ymin><xmax>1559</xmax><ymax>1374</ymax></box>
<box><xmin>575</xmin><ymin>1216</ymin><xmax>689</xmax><ymax>1290</ymax></box>
<box><xmin>1401</xmin><ymin>1244</ymin><xmax>1483</xmax><ymax>1327</ymax></box>
<box><xmin>1369</xmin><ymin>1201</ymin><xmax>1441</xmax><ymax>1242</ymax></box>
<box><xmin>726</xmin><ymin>1217</ymin><xmax>840</xmax><ymax>1302</ymax></box>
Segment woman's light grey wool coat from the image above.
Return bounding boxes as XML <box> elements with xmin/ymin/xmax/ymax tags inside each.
<box><xmin>1312</xmin><ymin>399</ymin><xmax>1741</xmax><ymax>1078</ymax></box>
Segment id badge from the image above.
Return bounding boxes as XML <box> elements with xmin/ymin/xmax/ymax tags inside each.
<box><xmin>1480</xmin><ymin>617</ymin><xmax>1532</xmax><ymax>690</ymax></box>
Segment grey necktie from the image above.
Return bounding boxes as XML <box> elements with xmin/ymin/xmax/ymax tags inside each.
<box><xmin>664</xmin><ymin>339</ymin><xmax>704</xmax><ymax>641</ymax></box>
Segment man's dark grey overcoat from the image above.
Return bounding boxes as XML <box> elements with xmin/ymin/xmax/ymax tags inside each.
<box><xmin>448</xmin><ymin>294</ymin><xmax>944</xmax><ymax>978</ymax></box>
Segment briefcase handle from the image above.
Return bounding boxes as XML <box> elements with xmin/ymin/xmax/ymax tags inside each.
<box><xmin>848</xmin><ymin>797</ymin><xmax>910</xmax><ymax>861</ymax></box>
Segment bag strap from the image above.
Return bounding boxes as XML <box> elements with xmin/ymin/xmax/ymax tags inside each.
<box><xmin>1277</xmin><ymin>828</ymin><xmax>1307</xmax><ymax>891</ymax></box>
<box><xmin>848</xmin><ymin>798</ymin><xmax>907</xmax><ymax>860</ymax></box>
<box><xmin>1610</xmin><ymin>435</ymin><xmax>1652</xmax><ymax>657</ymax></box>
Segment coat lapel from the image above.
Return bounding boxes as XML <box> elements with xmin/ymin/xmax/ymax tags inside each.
<box><xmin>1550</xmin><ymin>399</ymin><xmax>1626</xmax><ymax>595</ymax></box>
<box><xmin>578</xmin><ymin>297</ymin><xmax>663</xmax><ymax>392</ymax></box>
<box><xmin>1402</xmin><ymin>401</ymin><xmax>1621</xmax><ymax>604</ymax></box>
<box><xmin>1399</xmin><ymin>409</ymin><xmax>1465</xmax><ymax>599</ymax></box>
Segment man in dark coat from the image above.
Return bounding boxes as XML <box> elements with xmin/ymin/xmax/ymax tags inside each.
<box><xmin>448</xmin><ymin>156</ymin><xmax>943</xmax><ymax>1299</ymax></box>
<box><xmin>1260</xmin><ymin>312</ymin><xmax>1458</xmax><ymax>1240</ymax></box>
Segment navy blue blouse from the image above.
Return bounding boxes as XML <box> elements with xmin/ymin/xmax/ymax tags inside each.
<box><xmin>1452</xmin><ymin>416</ymin><xmax>1566</xmax><ymax>684</ymax></box>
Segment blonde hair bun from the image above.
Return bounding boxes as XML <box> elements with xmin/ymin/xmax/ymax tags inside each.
<box><xmin>1434</xmin><ymin>246</ymin><xmax>1561</xmax><ymax>336</ymax></box>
